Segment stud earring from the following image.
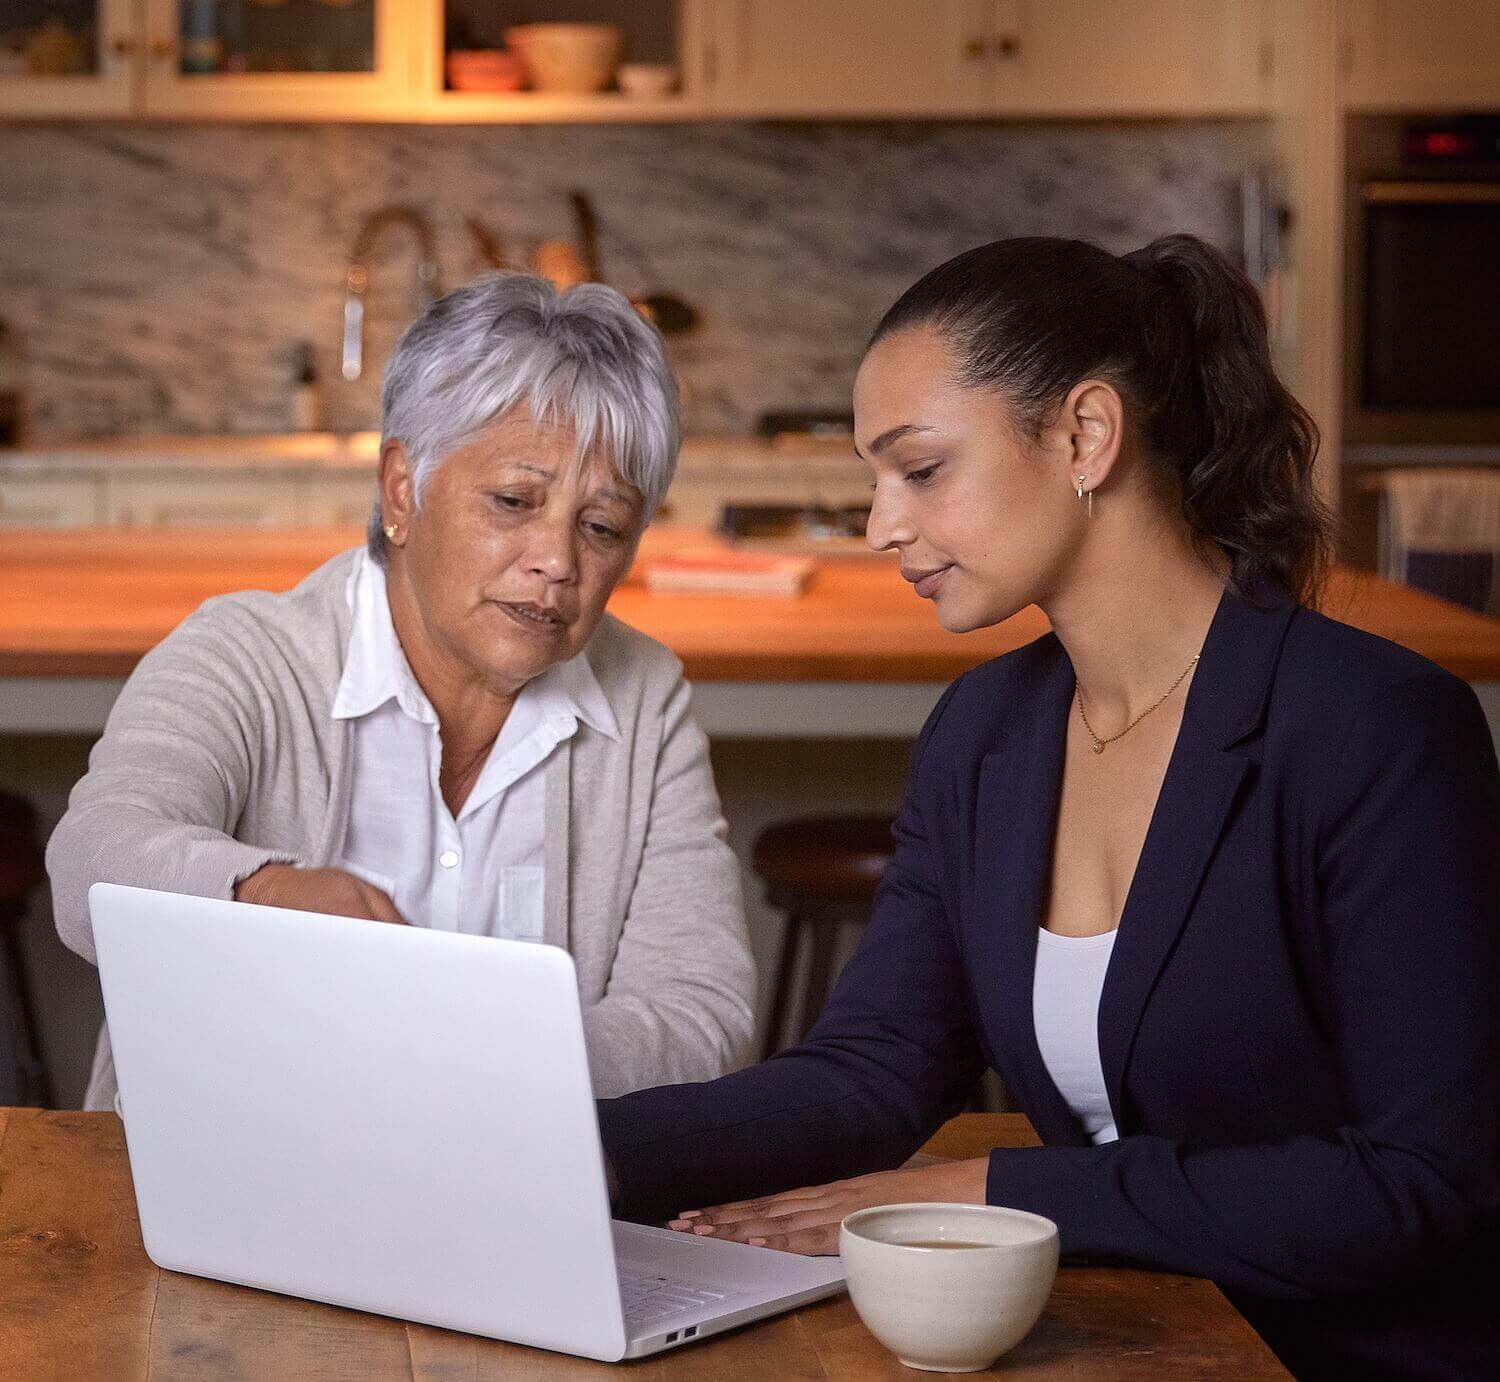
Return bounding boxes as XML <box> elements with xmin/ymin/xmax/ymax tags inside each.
<box><xmin>383</xmin><ymin>524</ymin><xmax>398</xmax><ymax>541</ymax></box>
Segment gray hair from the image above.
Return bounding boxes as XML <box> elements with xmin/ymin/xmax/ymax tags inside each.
<box><xmin>368</xmin><ymin>271</ymin><xmax>680</xmax><ymax>562</ymax></box>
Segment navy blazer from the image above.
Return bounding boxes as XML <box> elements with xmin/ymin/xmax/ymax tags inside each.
<box><xmin>599</xmin><ymin>583</ymin><xmax>1500</xmax><ymax>1379</ymax></box>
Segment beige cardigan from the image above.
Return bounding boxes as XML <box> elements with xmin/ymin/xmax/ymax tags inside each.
<box><xmin>48</xmin><ymin>549</ymin><xmax>755</xmax><ymax>1109</ymax></box>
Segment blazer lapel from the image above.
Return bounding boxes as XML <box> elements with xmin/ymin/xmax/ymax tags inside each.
<box><xmin>1097</xmin><ymin>582</ymin><xmax>1298</xmax><ymax>1131</ymax></box>
<box><xmin>968</xmin><ymin>641</ymin><xmax>1090</xmax><ymax>1145</ymax></box>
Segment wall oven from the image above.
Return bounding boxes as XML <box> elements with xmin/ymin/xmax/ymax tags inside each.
<box><xmin>1345</xmin><ymin>117</ymin><xmax>1500</xmax><ymax>450</ymax></box>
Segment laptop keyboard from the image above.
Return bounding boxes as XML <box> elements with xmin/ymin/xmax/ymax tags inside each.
<box><xmin>619</xmin><ymin>1270</ymin><xmax>732</xmax><ymax>1328</ymax></box>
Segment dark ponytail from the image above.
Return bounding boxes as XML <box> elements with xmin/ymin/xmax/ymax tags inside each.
<box><xmin>870</xmin><ymin>234</ymin><xmax>1331</xmax><ymax>604</ymax></box>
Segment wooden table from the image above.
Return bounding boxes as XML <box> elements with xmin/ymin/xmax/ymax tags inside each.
<box><xmin>0</xmin><ymin>1108</ymin><xmax>1286</xmax><ymax>1379</ymax></box>
<box><xmin>1</xmin><ymin>527</ymin><xmax>1497</xmax><ymax>738</ymax></box>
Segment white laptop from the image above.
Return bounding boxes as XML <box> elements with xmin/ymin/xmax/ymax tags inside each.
<box><xmin>89</xmin><ymin>882</ymin><xmax>845</xmax><ymax>1362</ymax></box>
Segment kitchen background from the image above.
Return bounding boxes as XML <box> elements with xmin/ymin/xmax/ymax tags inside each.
<box><xmin>1</xmin><ymin>120</ymin><xmax>1263</xmax><ymax>439</ymax></box>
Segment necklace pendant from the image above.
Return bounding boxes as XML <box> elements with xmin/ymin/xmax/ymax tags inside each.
<box><xmin>1091</xmin><ymin>741</ymin><xmax>1105</xmax><ymax>755</ymax></box>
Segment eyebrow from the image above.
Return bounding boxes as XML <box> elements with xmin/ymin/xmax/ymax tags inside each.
<box><xmin>501</xmin><ymin>462</ymin><xmax>637</xmax><ymax>508</ymax></box>
<box><xmin>857</xmin><ymin>423</ymin><xmax>938</xmax><ymax>459</ymax></box>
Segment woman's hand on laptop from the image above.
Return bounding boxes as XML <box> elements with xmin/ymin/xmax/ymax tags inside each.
<box><xmin>234</xmin><ymin>864</ymin><xmax>408</xmax><ymax>925</ymax></box>
<box><xmin>665</xmin><ymin>1157</ymin><xmax>990</xmax><ymax>1256</ymax></box>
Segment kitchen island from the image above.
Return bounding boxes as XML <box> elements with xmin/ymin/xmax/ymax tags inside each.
<box><xmin>3</xmin><ymin>526</ymin><xmax>1498</xmax><ymax>738</ymax></box>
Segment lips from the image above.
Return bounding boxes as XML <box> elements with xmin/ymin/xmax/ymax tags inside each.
<box><xmin>903</xmin><ymin>565</ymin><xmax>952</xmax><ymax>599</ymax></box>
<box><xmin>496</xmin><ymin>600</ymin><xmax>569</xmax><ymax>634</ymax></box>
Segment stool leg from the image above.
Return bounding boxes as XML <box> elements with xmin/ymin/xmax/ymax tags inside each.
<box><xmin>1</xmin><ymin>923</ymin><xmax>51</xmax><ymax>1108</ymax></box>
<box><xmin>759</xmin><ymin>911</ymin><xmax>804</xmax><ymax>1061</ymax></box>
<box><xmin>797</xmin><ymin>920</ymin><xmax>840</xmax><ymax>1045</ymax></box>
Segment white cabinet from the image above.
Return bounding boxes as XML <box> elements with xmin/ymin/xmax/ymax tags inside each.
<box><xmin>105</xmin><ymin>472</ymin><xmax>302</xmax><ymax>528</ymax></box>
<box><xmin>1339</xmin><ymin>0</ymin><xmax>1500</xmax><ymax>111</ymax></box>
<box><xmin>697</xmin><ymin>0</ymin><xmax>1271</xmax><ymax>117</ymax></box>
<box><xmin>138</xmin><ymin>0</ymin><xmax>412</xmax><ymax>119</ymax></box>
<box><xmin>992</xmin><ymin>0</ymin><xmax>1272</xmax><ymax>117</ymax></box>
<box><xmin>302</xmin><ymin>473</ymin><xmax>380</xmax><ymax>528</ymax></box>
<box><xmin>0</xmin><ymin>473</ymin><xmax>102</xmax><ymax>527</ymax></box>
<box><xmin>701</xmin><ymin>1</ymin><xmax>993</xmax><ymax>116</ymax></box>
<box><xmin>0</xmin><ymin>0</ymin><xmax>138</xmax><ymax>118</ymax></box>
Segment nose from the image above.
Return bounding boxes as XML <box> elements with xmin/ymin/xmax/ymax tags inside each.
<box><xmin>865</xmin><ymin>478</ymin><xmax>915</xmax><ymax>554</ymax></box>
<box><xmin>523</xmin><ymin>511</ymin><xmax>579</xmax><ymax>585</ymax></box>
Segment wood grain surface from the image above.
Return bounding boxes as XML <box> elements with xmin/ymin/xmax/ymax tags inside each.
<box><xmin>0</xmin><ymin>1109</ymin><xmax>1287</xmax><ymax>1379</ymax></box>
<box><xmin>0</xmin><ymin>527</ymin><xmax>1495</xmax><ymax>682</ymax></box>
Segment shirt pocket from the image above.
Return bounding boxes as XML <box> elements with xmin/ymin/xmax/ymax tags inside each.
<box><xmin>501</xmin><ymin>865</ymin><xmax>546</xmax><ymax>943</ymax></box>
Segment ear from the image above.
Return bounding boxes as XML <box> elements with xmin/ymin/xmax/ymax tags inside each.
<box><xmin>1046</xmin><ymin>379</ymin><xmax>1124</xmax><ymax>494</ymax></box>
<box><xmin>377</xmin><ymin>439</ymin><xmax>417</xmax><ymax>544</ymax></box>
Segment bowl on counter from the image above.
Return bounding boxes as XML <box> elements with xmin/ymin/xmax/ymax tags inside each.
<box><xmin>446</xmin><ymin>48</ymin><xmax>525</xmax><ymax>93</ymax></box>
<box><xmin>504</xmin><ymin>23</ymin><xmax>623</xmax><ymax>94</ymax></box>
<box><xmin>840</xmin><ymin>1202</ymin><xmax>1059</xmax><ymax>1372</ymax></box>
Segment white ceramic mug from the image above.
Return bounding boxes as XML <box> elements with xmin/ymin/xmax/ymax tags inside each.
<box><xmin>840</xmin><ymin>1202</ymin><xmax>1059</xmax><ymax>1373</ymax></box>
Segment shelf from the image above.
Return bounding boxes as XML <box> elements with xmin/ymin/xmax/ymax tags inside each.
<box><xmin>417</xmin><ymin>90</ymin><xmax>704</xmax><ymax>124</ymax></box>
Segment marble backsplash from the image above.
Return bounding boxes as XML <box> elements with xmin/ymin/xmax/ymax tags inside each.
<box><xmin>0</xmin><ymin>120</ymin><xmax>1266</xmax><ymax>439</ymax></box>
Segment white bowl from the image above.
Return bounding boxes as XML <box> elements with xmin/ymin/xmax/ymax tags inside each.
<box><xmin>840</xmin><ymin>1202</ymin><xmax>1059</xmax><ymax>1373</ymax></box>
<box><xmin>617</xmin><ymin>62</ymin><xmax>678</xmax><ymax>99</ymax></box>
<box><xmin>505</xmin><ymin>23</ymin><xmax>623</xmax><ymax>94</ymax></box>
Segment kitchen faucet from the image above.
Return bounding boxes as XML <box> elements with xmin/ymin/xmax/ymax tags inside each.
<box><xmin>341</xmin><ymin>206</ymin><xmax>440</xmax><ymax>382</ymax></box>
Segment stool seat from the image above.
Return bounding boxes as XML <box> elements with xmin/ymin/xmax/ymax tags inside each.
<box><xmin>752</xmin><ymin>814</ymin><xmax>896</xmax><ymax>906</ymax></box>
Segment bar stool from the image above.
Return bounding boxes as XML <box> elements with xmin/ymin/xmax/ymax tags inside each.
<box><xmin>0</xmin><ymin>790</ymin><xmax>50</xmax><ymax>1107</ymax></box>
<box><xmin>752</xmin><ymin>814</ymin><xmax>896</xmax><ymax>1059</ymax></box>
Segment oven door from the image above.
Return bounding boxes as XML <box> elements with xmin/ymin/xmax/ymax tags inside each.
<box><xmin>1348</xmin><ymin>180</ymin><xmax>1500</xmax><ymax>446</ymax></box>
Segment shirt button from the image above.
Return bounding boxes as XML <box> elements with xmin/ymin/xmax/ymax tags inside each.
<box><xmin>439</xmin><ymin>850</ymin><xmax>460</xmax><ymax>869</ymax></box>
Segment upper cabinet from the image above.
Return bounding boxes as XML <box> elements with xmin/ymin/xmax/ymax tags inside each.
<box><xmin>697</xmin><ymin>1</ymin><xmax>1272</xmax><ymax>118</ymax></box>
<box><xmin>0</xmin><ymin>0</ymin><xmax>137</xmax><ymax>116</ymax></box>
<box><xmin>699</xmin><ymin>1</ymin><xmax>993</xmax><ymax>117</ymax></box>
<box><xmin>137</xmin><ymin>0</ymin><xmax>411</xmax><ymax>119</ymax></box>
<box><xmin>1339</xmin><ymin>0</ymin><xmax>1500</xmax><ymax>111</ymax></box>
<box><xmin>990</xmin><ymin>0</ymin><xmax>1273</xmax><ymax>118</ymax></box>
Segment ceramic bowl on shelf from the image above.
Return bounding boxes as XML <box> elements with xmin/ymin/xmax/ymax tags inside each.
<box><xmin>504</xmin><ymin>23</ymin><xmax>623</xmax><ymax>94</ymax></box>
<box><xmin>617</xmin><ymin>62</ymin><xmax>678</xmax><ymax>99</ymax></box>
<box><xmin>446</xmin><ymin>48</ymin><xmax>525</xmax><ymax>93</ymax></box>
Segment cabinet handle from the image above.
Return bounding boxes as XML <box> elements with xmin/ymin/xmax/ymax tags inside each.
<box><xmin>149</xmin><ymin>36</ymin><xmax>177</xmax><ymax>61</ymax></box>
<box><xmin>110</xmin><ymin>36</ymin><xmax>136</xmax><ymax>58</ymax></box>
<box><xmin>994</xmin><ymin>35</ymin><xmax>1020</xmax><ymax>60</ymax></box>
<box><xmin>963</xmin><ymin>37</ymin><xmax>986</xmax><ymax>60</ymax></box>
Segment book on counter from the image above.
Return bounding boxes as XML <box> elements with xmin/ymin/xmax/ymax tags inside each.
<box><xmin>644</xmin><ymin>548</ymin><xmax>815</xmax><ymax>597</ymax></box>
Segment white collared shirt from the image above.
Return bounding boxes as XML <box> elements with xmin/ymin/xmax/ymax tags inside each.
<box><xmin>332</xmin><ymin>552</ymin><xmax>619</xmax><ymax>939</ymax></box>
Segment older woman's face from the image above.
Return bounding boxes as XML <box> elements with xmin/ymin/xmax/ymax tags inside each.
<box><xmin>382</xmin><ymin>405</ymin><xmax>644</xmax><ymax>693</ymax></box>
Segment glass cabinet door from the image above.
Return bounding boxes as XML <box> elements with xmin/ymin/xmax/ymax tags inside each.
<box><xmin>0</xmin><ymin>0</ymin><xmax>137</xmax><ymax>115</ymax></box>
<box><xmin>141</xmin><ymin>0</ymin><xmax>410</xmax><ymax>116</ymax></box>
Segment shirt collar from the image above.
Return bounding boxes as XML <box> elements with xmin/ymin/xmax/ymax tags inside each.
<box><xmin>333</xmin><ymin>551</ymin><xmax>621</xmax><ymax>742</ymax></box>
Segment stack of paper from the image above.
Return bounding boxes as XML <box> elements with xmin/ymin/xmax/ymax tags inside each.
<box><xmin>644</xmin><ymin>549</ymin><xmax>815</xmax><ymax>597</ymax></box>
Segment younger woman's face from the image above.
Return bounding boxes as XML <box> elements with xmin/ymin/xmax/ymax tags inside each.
<box><xmin>855</xmin><ymin>326</ymin><xmax>1083</xmax><ymax>632</ymax></box>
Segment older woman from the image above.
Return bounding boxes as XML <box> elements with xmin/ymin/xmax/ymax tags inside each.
<box><xmin>49</xmin><ymin>272</ymin><xmax>755</xmax><ymax>1110</ymax></box>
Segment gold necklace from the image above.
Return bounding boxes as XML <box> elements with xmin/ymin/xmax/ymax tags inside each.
<box><xmin>1076</xmin><ymin>654</ymin><xmax>1200</xmax><ymax>755</ymax></box>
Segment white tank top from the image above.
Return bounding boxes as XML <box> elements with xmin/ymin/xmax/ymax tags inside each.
<box><xmin>1031</xmin><ymin>927</ymin><xmax>1120</xmax><ymax>1144</ymax></box>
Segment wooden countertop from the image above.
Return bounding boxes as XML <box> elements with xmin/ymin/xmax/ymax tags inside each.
<box><xmin>1</xmin><ymin>526</ymin><xmax>1497</xmax><ymax>682</ymax></box>
<box><xmin>0</xmin><ymin>1109</ymin><xmax>1287</xmax><ymax>1379</ymax></box>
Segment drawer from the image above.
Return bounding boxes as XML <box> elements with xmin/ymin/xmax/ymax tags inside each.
<box><xmin>105</xmin><ymin>473</ymin><xmax>301</xmax><ymax>528</ymax></box>
<box><xmin>300</xmin><ymin>473</ymin><xmax>379</xmax><ymax>528</ymax></box>
<box><xmin>0</xmin><ymin>473</ymin><xmax>103</xmax><ymax>527</ymax></box>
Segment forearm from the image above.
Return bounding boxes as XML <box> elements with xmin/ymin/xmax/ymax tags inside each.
<box><xmin>986</xmin><ymin>1128</ymin><xmax>1483</xmax><ymax>1299</ymax></box>
<box><xmin>600</xmin><ymin>1036</ymin><xmax>976</xmax><ymax>1222</ymax></box>
<box><xmin>47</xmin><ymin>799</ymin><xmax>296</xmax><ymax>964</ymax></box>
